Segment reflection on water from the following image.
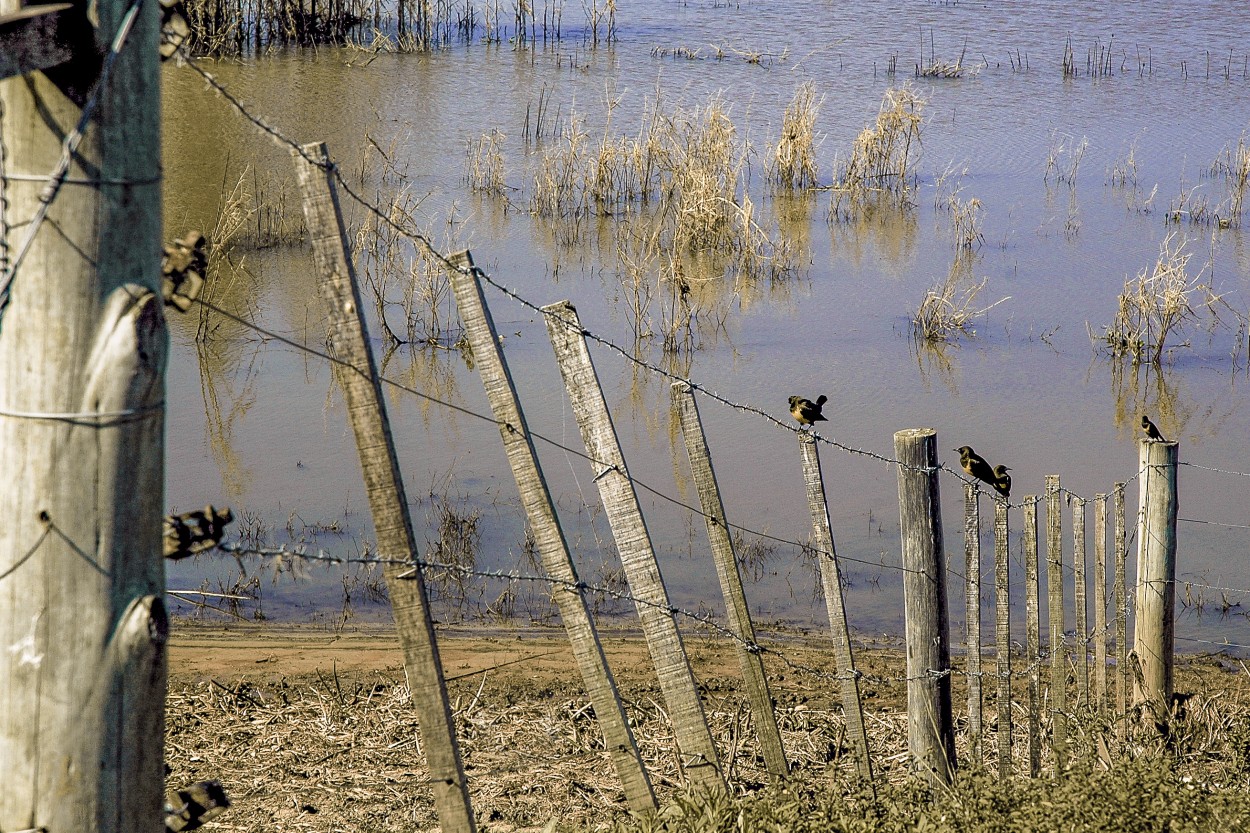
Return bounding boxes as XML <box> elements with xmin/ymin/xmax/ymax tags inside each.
<box><xmin>165</xmin><ymin>0</ymin><xmax>1250</xmax><ymax>654</ymax></box>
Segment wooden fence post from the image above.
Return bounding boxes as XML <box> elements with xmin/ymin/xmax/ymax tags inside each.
<box><xmin>1045</xmin><ymin>475</ymin><xmax>1067</xmax><ymax>770</ymax></box>
<box><xmin>893</xmin><ymin>428</ymin><xmax>955</xmax><ymax>787</ymax></box>
<box><xmin>1023</xmin><ymin>496</ymin><xmax>1041</xmax><ymax>777</ymax></box>
<box><xmin>798</xmin><ymin>432</ymin><xmax>874</xmax><ymax>783</ymax></box>
<box><xmin>963</xmin><ymin>483</ymin><xmax>983</xmax><ymax>763</ymax></box>
<box><xmin>674</xmin><ymin>382</ymin><xmax>788</xmax><ymax>779</ymax></box>
<box><xmin>993</xmin><ymin>499</ymin><xmax>1012</xmax><ymax>778</ymax></box>
<box><xmin>1093</xmin><ymin>493</ymin><xmax>1108</xmax><ymax>710</ymax></box>
<box><xmin>1134</xmin><ymin>440</ymin><xmax>1178</xmax><ymax>712</ymax></box>
<box><xmin>294</xmin><ymin>143</ymin><xmax>475</xmax><ymax>833</ymax></box>
<box><xmin>1072</xmin><ymin>496</ymin><xmax>1088</xmax><ymax>705</ymax></box>
<box><xmin>0</xmin><ymin>7</ymin><xmax>168</xmax><ymax>831</ymax></box>
<box><xmin>543</xmin><ymin>300</ymin><xmax>724</xmax><ymax>792</ymax></box>
<box><xmin>1113</xmin><ymin>483</ymin><xmax>1128</xmax><ymax>735</ymax></box>
<box><xmin>448</xmin><ymin>252</ymin><xmax>656</xmax><ymax>811</ymax></box>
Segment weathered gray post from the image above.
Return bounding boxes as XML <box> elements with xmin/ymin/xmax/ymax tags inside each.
<box><xmin>993</xmin><ymin>500</ymin><xmax>1012</xmax><ymax>778</ymax></box>
<box><xmin>1072</xmin><ymin>496</ymin><xmax>1089</xmax><ymax>704</ymax></box>
<box><xmin>1023</xmin><ymin>496</ymin><xmax>1041</xmax><ymax>777</ymax></box>
<box><xmin>1045</xmin><ymin>475</ymin><xmax>1067</xmax><ymax>770</ymax></box>
<box><xmin>1113</xmin><ymin>483</ymin><xmax>1128</xmax><ymax>734</ymax></box>
<box><xmin>448</xmin><ymin>252</ymin><xmax>656</xmax><ymax>811</ymax></box>
<box><xmin>544</xmin><ymin>300</ymin><xmax>724</xmax><ymax>792</ymax></box>
<box><xmin>893</xmin><ymin>428</ymin><xmax>954</xmax><ymax>787</ymax></box>
<box><xmin>798</xmin><ymin>432</ymin><xmax>874</xmax><ymax>783</ymax></box>
<box><xmin>1134</xmin><ymin>440</ymin><xmax>1178</xmax><ymax>711</ymax></box>
<box><xmin>294</xmin><ymin>143</ymin><xmax>475</xmax><ymax>833</ymax></box>
<box><xmin>0</xmin><ymin>5</ymin><xmax>168</xmax><ymax>832</ymax></box>
<box><xmin>963</xmin><ymin>483</ymin><xmax>983</xmax><ymax>762</ymax></box>
<box><xmin>674</xmin><ymin>382</ymin><xmax>788</xmax><ymax>779</ymax></box>
<box><xmin>1093</xmin><ymin>493</ymin><xmax>1108</xmax><ymax>710</ymax></box>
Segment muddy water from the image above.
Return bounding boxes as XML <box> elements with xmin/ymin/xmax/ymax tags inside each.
<box><xmin>164</xmin><ymin>1</ymin><xmax>1250</xmax><ymax>654</ymax></box>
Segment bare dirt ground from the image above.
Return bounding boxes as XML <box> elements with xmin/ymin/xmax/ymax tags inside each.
<box><xmin>166</xmin><ymin>619</ymin><xmax>1250</xmax><ymax>833</ymax></box>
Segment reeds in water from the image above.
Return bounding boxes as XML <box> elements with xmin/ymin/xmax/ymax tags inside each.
<box><xmin>828</xmin><ymin>87</ymin><xmax>924</xmax><ymax>222</ymax></box>
<box><xmin>769</xmin><ymin>82</ymin><xmax>820</xmax><ymax>191</ymax></box>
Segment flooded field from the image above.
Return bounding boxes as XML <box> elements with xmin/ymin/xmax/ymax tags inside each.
<box><xmin>163</xmin><ymin>0</ymin><xmax>1250</xmax><ymax>654</ymax></box>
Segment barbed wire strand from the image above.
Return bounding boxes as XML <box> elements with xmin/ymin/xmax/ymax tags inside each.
<box><xmin>192</xmin><ymin>297</ymin><xmax>924</xmax><ymax>578</ymax></box>
<box><xmin>0</xmin><ymin>0</ymin><xmax>147</xmax><ymax>320</ymax></box>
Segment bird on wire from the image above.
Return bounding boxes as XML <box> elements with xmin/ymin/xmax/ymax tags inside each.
<box><xmin>1141</xmin><ymin>414</ymin><xmax>1166</xmax><ymax>442</ymax></box>
<box><xmin>954</xmin><ymin>446</ymin><xmax>997</xmax><ymax>491</ymax></box>
<box><xmin>789</xmin><ymin>395</ymin><xmax>828</xmax><ymax>428</ymax></box>
<box><xmin>992</xmin><ymin>465</ymin><xmax>1012</xmax><ymax>499</ymax></box>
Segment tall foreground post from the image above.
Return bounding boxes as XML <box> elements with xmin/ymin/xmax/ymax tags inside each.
<box><xmin>894</xmin><ymin>429</ymin><xmax>954</xmax><ymax>787</ymax></box>
<box><xmin>294</xmin><ymin>143</ymin><xmax>475</xmax><ymax>833</ymax></box>
<box><xmin>0</xmin><ymin>5</ymin><xmax>168</xmax><ymax>832</ymax></box>
<box><xmin>1135</xmin><ymin>440</ymin><xmax>1178</xmax><ymax>709</ymax></box>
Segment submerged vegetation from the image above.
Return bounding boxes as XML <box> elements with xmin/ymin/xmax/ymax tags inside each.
<box><xmin>1095</xmin><ymin>234</ymin><xmax>1233</xmax><ymax>365</ymax></box>
<box><xmin>827</xmin><ymin>87</ymin><xmax>925</xmax><ymax>222</ymax></box>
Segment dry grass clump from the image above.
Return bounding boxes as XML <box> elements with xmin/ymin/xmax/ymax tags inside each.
<box><xmin>1044</xmin><ymin>131</ymin><xmax>1088</xmax><ymax>188</ymax></box>
<box><xmin>768</xmin><ymin>82</ymin><xmax>821</xmax><ymax>190</ymax></box>
<box><xmin>912</xmin><ymin>257</ymin><xmax>1007</xmax><ymax>342</ymax></box>
<box><xmin>828</xmin><ymin>87</ymin><xmax>925</xmax><ymax>222</ymax></box>
<box><xmin>520</xmin><ymin>94</ymin><xmax>793</xmax><ymax>358</ymax></box>
<box><xmin>1096</xmin><ymin>233</ymin><xmax>1229</xmax><ymax>364</ymax></box>
<box><xmin>465</xmin><ymin>128</ymin><xmax>508</xmax><ymax>195</ymax></box>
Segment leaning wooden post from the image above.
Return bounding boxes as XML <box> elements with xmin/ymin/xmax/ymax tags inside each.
<box><xmin>544</xmin><ymin>301</ymin><xmax>724</xmax><ymax>792</ymax></box>
<box><xmin>798</xmin><ymin>432</ymin><xmax>874</xmax><ymax>783</ymax></box>
<box><xmin>893</xmin><ymin>429</ymin><xmax>955</xmax><ymax>787</ymax></box>
<box><xmin>674</xmin><ymin>382</ymin><xmax>788</xmax><ymax>779</ymax></box>
<box><xmin>1023</xmin><ymin>496</ymin><xmax>1041</xmax><ymax>777</ymax></box>
<box><xmin>448</xmin><ymin>252</ymin><xmax>656</xmax><ymax>811</ymax></box>
<box><xmin>1113</xmin><ymin>483</ymin><xmax>1128</xmax><ymax>735</ymax></box>
<box><xmin>0</xmin><ymin>5</ymin><xmax>168</xmax><ymax>831</ymax></box>
<box><xmin>963</xmin><ymin>483</ymin><xmax>983</xmax><ymax>763</ymax></box>
<box><xmin>1134</xmin><ymin>440</ymin><xmax>1178</xmax><ymax>712</ymax></box>
<box><xmin>1072</xmin><ymin>496</ymin><xmax>1089</xmax><ymax>706</ymax></box>
<box><xmin>1044</xmin><ymin>475</ymin><xmax>1067</xmax><ymax>770</ymax></box>
<box><xmin>294</xmin><ymin>143</ymin><xmax>475</xmax><ymax>833</ymax></box>
<box><xmin>993</xmin><ymin>499</ymin><xmax>1012</xmax><ymax>778</ymax></box>
<box><xmin>1093</xmin><ymin>493</ymin><xmax>1108</xmax><ymax>710</ymax></box>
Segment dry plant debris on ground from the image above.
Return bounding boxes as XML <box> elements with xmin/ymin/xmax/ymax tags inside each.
<box><xmin>165</xmin><ymin>622</ymin><xmax>1250</xmax><ymax>832</ymax></box>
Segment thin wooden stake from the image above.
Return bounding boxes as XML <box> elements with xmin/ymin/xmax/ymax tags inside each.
<box><xmin>1045</xmin><ymin>474</ymin><xmax>1067</xmax><ymax>770</ymax></box>
<box><xmin>894</xmin><ymin>428</ymin><xmax>955</xmax><ymax>788</ymax></box>
<box><xmin>1134</xmin><ymin>440</ymin><xmax>1178</xmax><ymax>713</ymax></box>
<box><xmin>674</xmin><ymin>382</ymin><xmax>788</xmax><ymax>779</ymax></box>
<box><xmin>294</xmin><ymin>143</ymin><xmax>475</xmax><ymax>833</ymax></box>
<box><xmin>1023</xmin><ymin>496</ymin><xmax>1041</xmax><ymax>777</ymax></box>
<box><xmin>543</xmin><ymin>300</ymin><xmax>723</xmax><ymax>792</ymax></box>
<box><xmin>1094</xmin><ymin>493</ymin><xmax>1108</xmax><ymax>710</ymax></box>
<box><xmin>448</xmin><ymin>252</ymin><xmax>656</xmax><ymax>811</ymax></box>
<box><xmin>993</xmin><ymin>498</ymin><xmax>1012</xmax><ymax>778</ymax></box>
<box><xmin>798</xmin><ymin>432</ymin><xmax>874</xmax><ymax>783</ymax></box>
<box><xmin>1114</xmin><ymin>483</ymin><xmax>1128</xmax><ymax>736</ymax></box>
<box><xmin>963</xmin><ymin>483</ymin><xmax>983</xmax><ymax>763</ymax></box>
<box><xmin>1072</xmin><ymin>496</ymin><xmax>1089</xmax><ymax>705</ymax></box>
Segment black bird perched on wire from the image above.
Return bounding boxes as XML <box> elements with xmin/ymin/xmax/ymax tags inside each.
<box><xmin>1141</xmin><ymin>414</ymin><xmax>1166</xmax><ymax>442</ymax></box>
<box><xmin>955</xmin><ymin>446</ymin><xmax>997</xmax><ymax>490</ymax></box>
<box><xmin>992</xmin><ymin>465</ymin><xmax>1012</xmax><ymax>499</ymax></box>
<box><xmin>789</xmin><ymin>395</ymin><xmax>828</xmax><ymax>427</ymax></box>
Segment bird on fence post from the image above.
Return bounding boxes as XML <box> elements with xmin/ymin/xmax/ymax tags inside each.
<box><xmin>992</xmin><ymin>465</ymin><xmax>1012</xmax><ymax>499</ymax></box>
<box><xmin>955</xmin><ymin>446</ymin><xmax>997</xmax><ymax>490</ymax></box>
<box><xmin>1141</xmin><ymin>414</ymin><xmax>1166</xmax><ymax>442</ymax></box>
<box><xmin>788</xmin><ymin>395</ymin><xmax>828</xmax><ymax>428</ymax></box>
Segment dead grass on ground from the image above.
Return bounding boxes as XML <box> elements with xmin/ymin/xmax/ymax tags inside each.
<box><xmin>166</xmin><ymin>627</ymin><xmax>1250</xmax><ymax>833</ymax></box>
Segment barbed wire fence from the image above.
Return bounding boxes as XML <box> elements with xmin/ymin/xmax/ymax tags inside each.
<box><xmin>2</xmin><ymin>38</ymin><xmax>1240</xmax><ymax>809</ymax></box>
